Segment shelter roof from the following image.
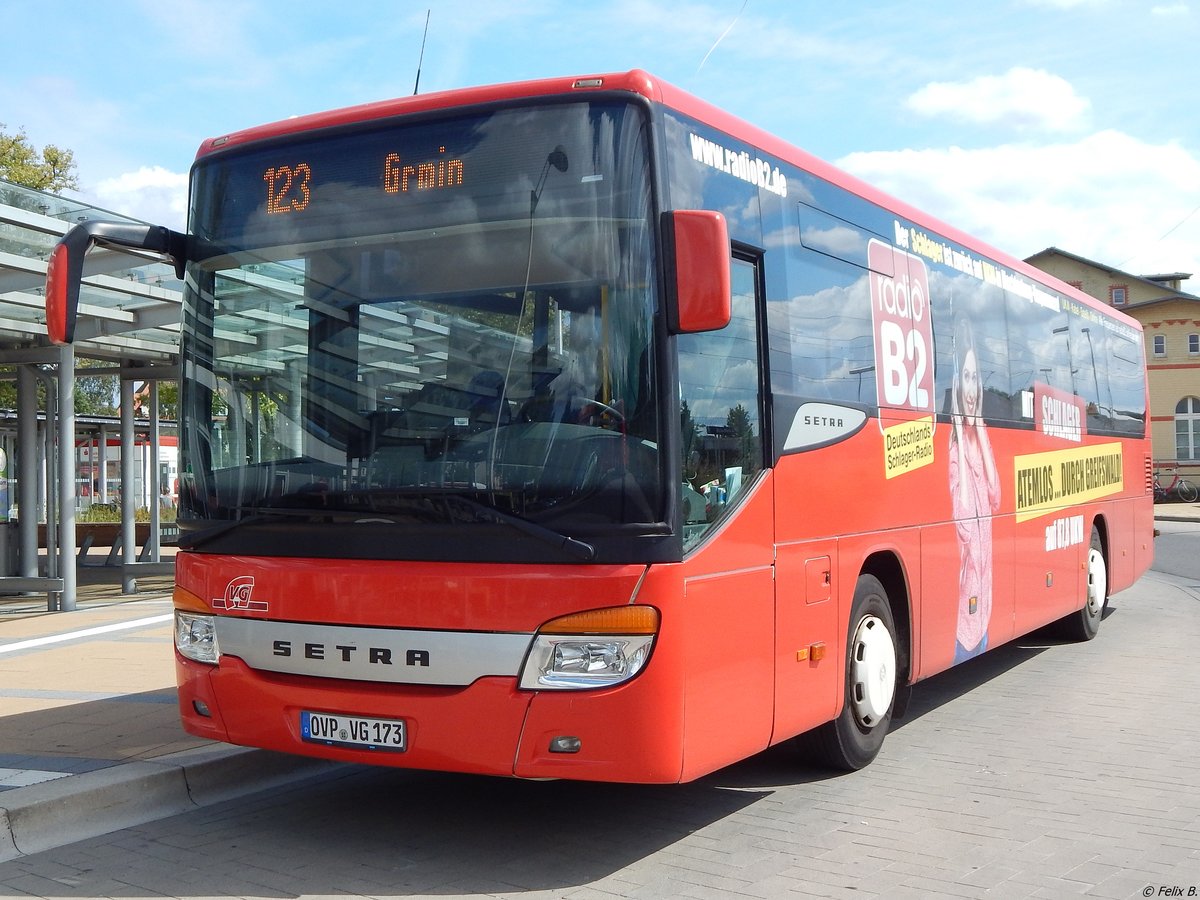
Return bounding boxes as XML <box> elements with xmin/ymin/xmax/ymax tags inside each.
<box><xmin>0</xmin><ymin>179</ymin><xmax>182</xmax><ymax>364</ymax></box>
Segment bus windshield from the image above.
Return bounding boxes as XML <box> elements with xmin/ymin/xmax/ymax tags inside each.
<box><xmin>178</xmin><ymin>100</ymin><xmax>663</xmax><ymax>561</ymax></box>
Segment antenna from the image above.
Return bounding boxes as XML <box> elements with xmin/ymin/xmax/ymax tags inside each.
<box><xmin>413</xmin><ymin>9</ymin><xmax>431</xmax><ymax>95</ymax></box>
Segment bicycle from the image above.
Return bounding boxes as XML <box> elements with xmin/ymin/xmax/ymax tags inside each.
<box><xmin>1153</xmin><ymin>466</ymin><xmax>1200</xmax><ymax>503</ymax></box>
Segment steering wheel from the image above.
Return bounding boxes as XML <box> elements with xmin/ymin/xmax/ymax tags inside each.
<box><xmin>577</xmin><ymin>398</ymin><xmax>626</xmax><ymax>427</ymax></box>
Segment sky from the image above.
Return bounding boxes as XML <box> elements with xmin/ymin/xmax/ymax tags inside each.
<box><xmin>4</xmin><ymin>0</ymin><xmax>1199</xmax><ymax>285</ymax></box>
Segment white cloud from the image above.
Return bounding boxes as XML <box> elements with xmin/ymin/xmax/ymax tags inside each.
<box><xmin>89</xmin><ymin>167</ymin><xmax>189</xmax><ymax>231</ymax></box>
<box><xmin>800</xmin><ymin>225</ymin><xmax>868</xmax><ymax>259</ymax></box>
<box><xmin>1151</xmin><ymin>2</ymin><xmax>1189</xmax><ymax>14</ymax></box>
<box><xmin>838</xmin><ymin>130</ymin><xmax>1200</xmax><ymax>282</ymax></box>
<box><xmin>906</xmin><ymin>68</ymin><xmax>1091</xmax><ymax>133</ymax></box>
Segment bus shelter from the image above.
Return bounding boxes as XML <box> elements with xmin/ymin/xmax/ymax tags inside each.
<box><xmin>0</xmin><ymin>179</ymin><xmax>182</xmax><ymax>610</ymax></box>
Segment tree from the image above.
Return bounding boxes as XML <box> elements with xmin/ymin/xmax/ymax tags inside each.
<box><xmin>0</xmin><ymin>123</ymin><xmax>79</xmax><ymax>192</ymax></box>
<box><xmin>0</xmin><ymin>364</ymin><xmax>175</xmax><ymax>422</ymax></box>
<box><xmin>680</xmin><ymin>399</ymin><xmax>700</xmax><ymax>478</ymax></box>
<box><xmin>75</xmin><ymin>371</ymin><xmax>118</xmax><ymax>416</ymax></box>
<box><xmin>157</xmin><ymin>381</ymin><xmax>179</xmax><ymax>421</ymax></box>
<box><xmin>726</xmin><ymin>403</ymin><xmax>758</xmax><ymax>467</ymax></box>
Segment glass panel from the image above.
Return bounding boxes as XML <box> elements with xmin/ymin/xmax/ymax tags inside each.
<box><xmin>179</xmin><ymin>101</ymin><xmax>662</xmax><ymax>556</ymax></box>
<box><xmin>936</xmin><ymin>278</ymin><xmax>1013</xmax><ymax>421</ymax></box>
<box><xmin>1106</xmin><ymin>330</ymin><xmax>1146</xmax><ymax>434</ymax></box>
<box><xmin>770</xmin><ymin>247</ymin><xmax>875</xmax><ymax>405</ymax></box>
<box><xmin>679</xmin><ymin>257</ymin><xmax>761</xmax><ymax>549</ymax></box>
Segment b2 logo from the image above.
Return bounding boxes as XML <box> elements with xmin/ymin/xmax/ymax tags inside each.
<box><xmin>868</xmin><ymin>239</ymin><xmax>934</xmax><ymax>413</ymax></box>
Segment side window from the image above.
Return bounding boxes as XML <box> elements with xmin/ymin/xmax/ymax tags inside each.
<box><xmin>933</xmin><ymin>276</ymin><xmax>1012</xmax><ymax>421</ymax></box>
<box><xmin>1176</xmin><ymin>397</ymin><xmax>1200</xmax><ymax>461</ymax></box>
<box><xmin>1153</xmin><ymin>334</ymin><xmax>1166</xmax><ymax>357</ymax></box>
<box><xmin>679</xmin><ymin>256</ymin><xmax>763</xmax><ymax>549</ymax></box>
<box><xmin>770</xmin><ymin>242</ymin><xmax>875</xmax><ymax>405</ymax></box>
<box><xmin>1107</xmin><ymin>330</ymin><xmax>1147</xmax><ymax>435</ymax></box>
<box><xmin>1070</xmin><ymin>322</ymin><xmax>1111</xmax><ymax>433</ymax></box>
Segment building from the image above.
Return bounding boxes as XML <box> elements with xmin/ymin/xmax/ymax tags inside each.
<box><xmin>1026</xmin><ymin>247</ymin><xmax>1200</xmax><ymax>473</ymax></box>
<box><xmin>0</xmin><ymin>178</ymin><xmax>182</xmax><ymax>607</ymax></box>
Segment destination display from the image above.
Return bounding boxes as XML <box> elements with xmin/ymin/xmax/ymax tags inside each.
<box><xmin>190</xmin><ymin>100</ymin><xmax>641</xmax><ymax>254</ymax></box>
<box><xmin>260</xmin><ymin>146</ymin><xmax>464</xmax><ymax>217</ymax></box>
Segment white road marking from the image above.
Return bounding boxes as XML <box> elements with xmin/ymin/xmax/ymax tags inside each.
<box><xmin>0</xmin><ymin>614</ymin><xmax>173</xmax><ymax>655</ymax></box>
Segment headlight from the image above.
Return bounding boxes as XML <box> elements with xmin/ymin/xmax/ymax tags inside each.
<box><xmin>519</xmin><ymin>606</ymin><xmax>658</xmax><ymax>690</ymax></box>
<box><xmin>175</xmin><ymin>611</ymin><xmax>220</xmax><ymax>664</ymax></box>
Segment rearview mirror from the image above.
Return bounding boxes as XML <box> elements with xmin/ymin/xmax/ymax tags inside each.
<box><xmin>43</xmin><ymin>221</ymin><xmax>186</xmax><ymax>344</ymax></box>
<box><xmin>663</xmin><ymin>210</ymin><xmax>731</xmax><ymax>334</ymax></box>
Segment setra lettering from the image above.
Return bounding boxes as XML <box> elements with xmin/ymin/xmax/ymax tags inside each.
<box><xmin>804</xmin><ymin>415</ymin><xmax>845</xmax><ymax>428</ymax></box>
<box><xmin>269</xmin><ymin>640</ymin><xmax>425</xmax><ymax>667</ymax></box>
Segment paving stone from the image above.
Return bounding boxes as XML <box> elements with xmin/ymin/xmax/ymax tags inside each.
<box><xmin>2</xmin><ymin>552</ymin><xmax>1199</xmax><ymax>897</ymax></box>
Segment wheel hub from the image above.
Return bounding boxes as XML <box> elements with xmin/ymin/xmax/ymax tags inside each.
<box><xmin>850</xmin><ymin>614</ymin><xmax>896</xmax><ymax>727</ymax></box>
<box><xmin>1086</xmin><ymin>546</ymin><xmax>1107</xmax><ymax>617</ymax></box>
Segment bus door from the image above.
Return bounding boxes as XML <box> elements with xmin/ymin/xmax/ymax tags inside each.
<box><xmin>676</xmin><ymin>253</ymin><xmax>775</xmax><ymax>778</ymax></box>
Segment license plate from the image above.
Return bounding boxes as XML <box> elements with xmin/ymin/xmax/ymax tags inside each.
<box><xmin>300</xmin><ymin>711</ymin><xmax>407</xmax><ymax>752</ymax></box>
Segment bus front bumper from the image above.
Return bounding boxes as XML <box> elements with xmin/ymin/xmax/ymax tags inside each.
<box><xmin>176</xmin><ymin>654</ymin><xmax>685</xmax><ymax>783</ymax></box>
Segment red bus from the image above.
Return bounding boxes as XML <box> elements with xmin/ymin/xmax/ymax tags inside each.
<box><xmin>46</xmin><ymin>70</ymin><xmax>1153</xmax><ymax>782</ymax></box>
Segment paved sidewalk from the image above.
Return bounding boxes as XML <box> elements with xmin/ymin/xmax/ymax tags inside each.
<box><xmin>1150</xmin><ymin>499</ymin><xmax>1200</xmax><ymax>522</ymax></box>
<box><xmin>1</xmin><ymin>501</ymin><xmax>1196</xmax><ymax>862</ymax></box>
<box><xmin>0</xmin><ymin>561</ymin><xmax>336</xmax><ymax>862</ymax></box>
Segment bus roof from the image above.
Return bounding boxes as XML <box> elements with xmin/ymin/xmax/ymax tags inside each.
<box><xmin>194</xmin><ymin>70</ymin><xmax>664</xmax><ymax>159</ymax></box>
<box><xmin>194</xmin><ymin>69</ymin><xmax>1137</xmax><ymax>332</ymax></box>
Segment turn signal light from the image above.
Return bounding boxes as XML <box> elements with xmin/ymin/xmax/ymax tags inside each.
<box><xmin>173</xmin><ymin>585</ymin><xmax>210</xmax><ymax>613</ymax></box>
<box><xmin>797</xmin><ymin>642</ymin><xmax>827</xmax><ymax>662</ymax></box>
<box><xmin>538</xmin><ymin>606</ymin><xmax>660</xmax><ymax>635</ymax></box>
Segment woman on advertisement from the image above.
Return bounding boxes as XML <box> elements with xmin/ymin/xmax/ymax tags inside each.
<box><xmin>949</xmin><ymin>314</ymin><xmax>1001</xmax><ymax>662</ymax></box>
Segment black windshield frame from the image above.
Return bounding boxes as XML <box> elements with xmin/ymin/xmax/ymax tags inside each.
<box><xmin>177</xmin><ymin>96</ymin><xmax>679</xmax><ymax>564</ymax></box>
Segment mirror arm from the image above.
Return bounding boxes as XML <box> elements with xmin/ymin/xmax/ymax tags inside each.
<box><xmin>45</xmin><ymin>220</ymin><xmax>187</xmax><ymax>344</ymax></box>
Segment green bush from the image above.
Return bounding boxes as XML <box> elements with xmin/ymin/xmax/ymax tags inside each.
<box><xmin>78</xmin><ymin>503</ymin><xmax>120</xmax><ymax>523</ymax></box>
<box><xmin>77</xmin><ymin>503</ymin><xmax>176</xmax><ymax>523</ymax></box>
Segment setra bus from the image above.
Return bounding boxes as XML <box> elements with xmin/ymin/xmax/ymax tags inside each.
<box><xmin>45</xmin><ymin>70</ymin><xmax>1153</xmax><ymax>782</ymax></box>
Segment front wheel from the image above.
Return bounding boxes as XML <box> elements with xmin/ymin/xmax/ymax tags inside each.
<box><xmin>1177</xmin><ymin>479</ymin><xmax>1199</xmax><ymax>503</ymax></box>
<box><xmin>800</xmin><ymin>574</ymin><xmax>898</xmax><ymax>771</ymax></box>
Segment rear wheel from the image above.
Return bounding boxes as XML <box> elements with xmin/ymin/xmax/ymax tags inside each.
<box><xmin>802</xmin><ymin>574</ymin><xmax>898</xmax><ymax>771</ymax></box>
<box><xmin>1056</xmin><ymin>526</ymin><xmax>1107</xmax><ymax>642</ymax></box>
<box><xmin>1177</xmin><ymin>479</ymin><xmax>1199</xmax><ymax>503</ymax></box>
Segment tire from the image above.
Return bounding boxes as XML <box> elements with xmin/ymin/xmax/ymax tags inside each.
<box><xmin>801</xmin><ymin>574</ymin><xmax>898</xmax><ymax>771</ymax></box>
<box><xmin>1177</xmin><ymin>479</ymin><xmax>1199</xmax><ymax>503</ymax></box>
<box><xmin>1056</xmin><ymin>526</ymin><xmax>1107</xmax><ymax>642</ymax></box>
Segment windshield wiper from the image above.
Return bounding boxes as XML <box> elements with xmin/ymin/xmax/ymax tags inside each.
<box><xmin>178</xmin><ymin>493</ymin><xmax>595</xmax><ymax>561</ymax></box>
<box><xmin>178</xmin><ymin>507</ymin><xmax>400</xmax><ymax>550</ymax></box>
<box><xmin>436</xmin><ymin>492</ymin><xmax>595</xmax><ymax>562</ymax></box>
<box><xmin>273</xmin><ymin>487</ymin><xmax>595</xmax><ymax>560</ymax></box>
<box><xmin>178</xmin><ymin>513</ymin><xmax>280</xmax><ymax>550</ymax></box>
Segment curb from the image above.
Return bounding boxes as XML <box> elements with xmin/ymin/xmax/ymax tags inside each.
<box><xmin>0</xmin><ymin>746</ymin><xmax>344</xmax><ymax>862</ymax></box>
